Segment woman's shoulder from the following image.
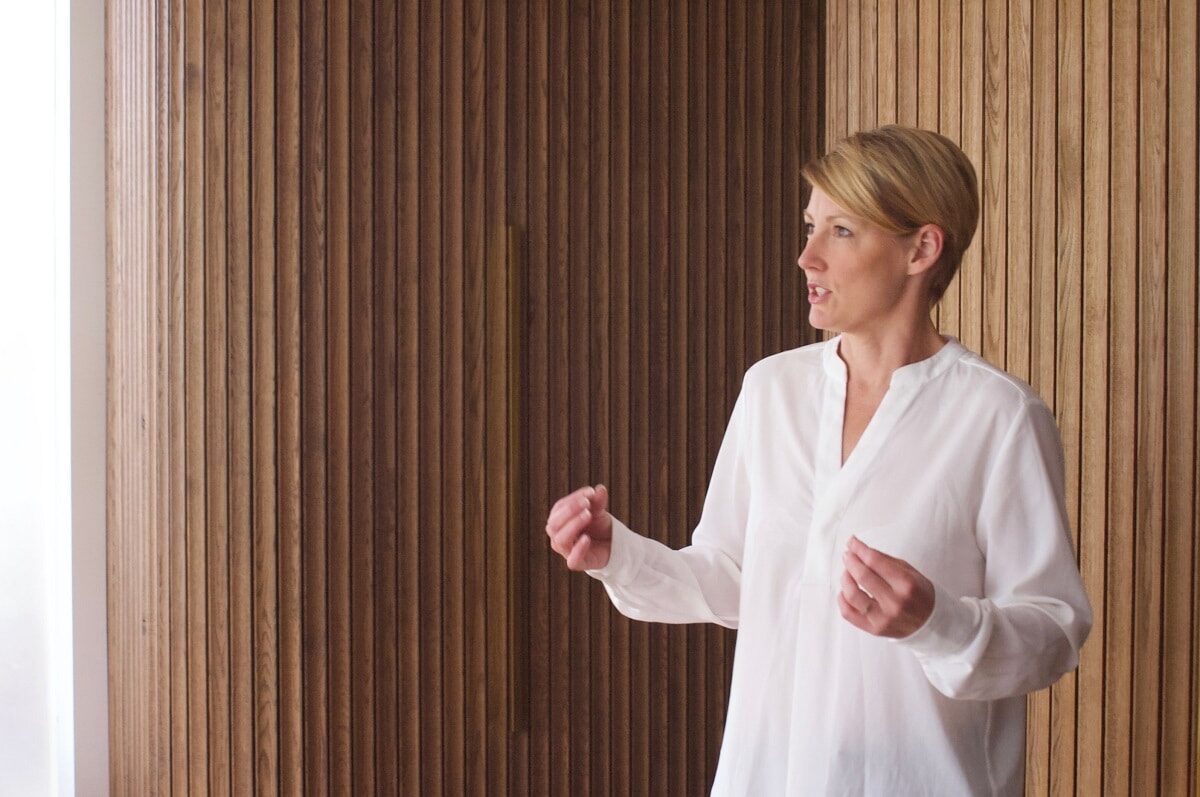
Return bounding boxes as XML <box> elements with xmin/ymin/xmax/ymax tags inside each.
<box><xmin>743</xmin><ymin>339</ymin><xmax>830</xmax><ymax>387</ymax></box>
<box><xmin>943</xmin><ymin>343</ymin><xmax>1054</xmax><ymax>420</ymax></box>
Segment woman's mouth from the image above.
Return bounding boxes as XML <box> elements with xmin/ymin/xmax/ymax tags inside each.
<box><xmin>808</xmin><ymin>285</ymin><xmax>831</xmax><ymax>304</ymax></box>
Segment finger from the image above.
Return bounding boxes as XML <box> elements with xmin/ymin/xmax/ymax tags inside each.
<box><xmin>593</xmin><ymin>483</ymin><xmax>609</xmax><ymax>513</ymax></box>
<box><xmin>565</xmin><ymin>533</ymin><xmax>592</xmax><ymax>570</ymax></box>
<box><xmin>840</xmin><ymin>569</ymin><xmax>875</xmax><ymax>615</ymax></box>
<box><xmin>551</xmin><ymin>505</ymin><xmax>592</xmax><ymax>556</ymax></box>
<box><xmin>837</xmin><ymin>591</ymin><xmax>873</xmax><ymax>634</ymax></box>
<box><xmin>548</xmin><ymin>487</ymin><xmax>596</xmax><ymax>528</ymax></box>
<box><xmin>842</xmin><ymin>549</ymin><xmax>896</xmax><ymax>607</ymax></box>
<box><xmin>847</xmin><ymin>535</ymin><xmax>913</xmax><ymax>587</ymax></box>
<box><xmin>550</xmin><ymin>485</ymin><xmax>596</xmax><ymax>518</ymax></box>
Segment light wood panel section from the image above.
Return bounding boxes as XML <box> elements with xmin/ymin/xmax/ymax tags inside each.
<box><xmin>108</xmin><ymin>0</ymin><xmax>824</xmax><ymax>793</ymax></box>
<box><xmin>827</xmin><ymin>0</ymin><xmax>1200</xmax><ymax>793</ymax></box>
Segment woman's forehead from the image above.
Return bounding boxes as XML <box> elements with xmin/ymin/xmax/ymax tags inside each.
<box><xmin>804</xmin><ymin>191</ymin><xmax>860</xmax><ymax>223</ymax></box>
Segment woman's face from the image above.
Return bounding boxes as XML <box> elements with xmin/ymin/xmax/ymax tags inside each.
<box><xmin>798</xmin><ymin>188</ymin><xmax>921</xmax><ymax>336</ymax></box>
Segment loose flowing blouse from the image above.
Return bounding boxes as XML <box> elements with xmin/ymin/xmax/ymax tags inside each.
<box><xmin>586</xmin><ymin>336</ymin><xmax>1092</xmax><ymax>796</ymax></box>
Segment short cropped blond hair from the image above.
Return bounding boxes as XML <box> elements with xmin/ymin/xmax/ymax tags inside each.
<box><xmin>800</xmin><ymin>125</ymin><xmax>980</xmax><ymax>304</ymax></box>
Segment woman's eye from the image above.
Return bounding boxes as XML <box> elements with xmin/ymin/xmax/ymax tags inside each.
<box><xmin>834</xmin><ymin>226</ymin><xmax>851</xmax><ymax>237</ymax></box>
<box><xmin>803</xmin><ymin>223</ymin><xmax>815</xmax><ymax>236</ymax></box>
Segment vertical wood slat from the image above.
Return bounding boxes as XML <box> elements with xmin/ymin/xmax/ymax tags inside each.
<box><xmin>109</xmin><ymin>2</ymin><xmax>822</xmax><ymax>794</ymax></box>
<box><xmin>589</xmin><ymin>1</ymin><xmax>614</xmax><ymax>793</ymax></box>
<box><xmin>649</xmin><ymin>0</ymin><xmax>672</xmax><ymax>793</ymax></box>
<box><xmin>935</xmin><ymin>0</ymin><xmax>960</xmax><ymax>338</ymax></box>
<box><xmin>608</xmin><ymin>1</ymin><xmax>632</xmax><ymax>791</ymax></box>
<box><xmin>442</xmin><ymin>0</ymin><xmax>465</xmax><ymax>790</ymax></box>
<box><xmin>672</xmin><ymin>0</ymin><xmax>692</xmax><ymax>788</ymax></box>
<box><xmin>417</xmin><ymin>0</ymin><xmax>443</xmax><ymax>792</ymax></box>
<box><xmin>877</xmin><ymin>0</ymin><xmax>895</xmax><ymax>124</ymax></box>
<box><xmin>982</xmin><ymin>0</ymin><xmax>1006</xmax><ymax>367</ymax></box>
<box><xmin>686</xmin><ymin>0</ymin><xmax>710</xmax><ymax>788</ymax></box>
<box><xmin>896</xmin><ymin>0</ymin><xmax>917</xmax><ymax>127</ymax></box>
<box><xmin>1075</xmin><ymin>0</ymin><xmax>1108</xmax><ymax>790</ymax></box>
<box><xmin>825</xmin><ymin>1</ymin><xmax>1200</xmax><ymax>795</ymax></box>
<box><xmin>299</xmin><ymin>0</ymin><xmax>330</xmax><ymax>790</ymax></box>
<box><xmin>348</xmin><ymin>0</ymin><xmax>377</xmax><ymax>788</ymax></box>
<box><xmin>1162</xmin><ymin>2</ymin><xmax>1198</xmax><ymax>793</ymax></box>
<box><xmin>917</xmin><ymin>0</ymin><xmax>937</xmax><ymax>131</ymax></box>
<box><xmin>1138</xmin><ymin>77</ymin><xmax>1174</xmax><ymax>788</ymax></box>
<box><xmin>373</xmin><ymin>0</ymin><xmax>400</xmax><ymax>793</ymax></box>
<box><xmin>1133</xmin><ymin>0</ymin><xmax>1168</xmax><ymax>794</ymax></box>
<box><xmin>628</xmin><ymin>1</ymin><xmax>651</xmax><ymax>792</ymax></box>
<box><xmin>525</xmin><ymin>0</ymin><xmax>550</xmax><ymax>792</ymax></box>
<box><xmin>398</xmin><ymin>0</ymin><xmax>422</xmax><ymax>785</ymax></box>
<box><xmin>166</xmin><ymin>0</ymin><xmax>188</xmax><ymax>789</ymax></box>
<box><xmin>847</xmin><ymin>0</ymin><xmax>859</xmax><ymax>135</ymax></box>
<box><xmin>1027</xmin><ymin>18</ymin><xmax>1059</xmax><ymax>788</ymax></box>
<box><xmin>276</xmin><ymin>0</ymin><xmax>304</xmax><ymax>789</ymax></box>
<box><xmin>202</xmin><ymin>0</ymin><xmax>231</xmax><ymax>789</ymax></box>
<box><xmin>1006</xmin><ymin>0</ymin><xmax>1031</xmax><ymax>383</ymax></box>
<box><xmin>249</xmin><ymin>0</ymin><xmax>279</xmax><ymax>791</ymax></box>
<box><xmin>546</xmin><ymin>0</ymin><xmax>570</xmax><ymax>794</ymax></box>
<box><xmin>225</xmin><ymin>0</ymin><xmax>254</xmax><ymax>793</ymax></box>
<box><xmin>1051</xmin><ymin>0</ymin><xmax>1082</xmax><ymax>791</ymax></box>
<box><xmin>462</xmin><ymin>0</ymin><xmax>487</xmax><ymax>794</ymax></box>
<box><xmin>568</xmin><ymin>0</ymin><xmax>594</xmax><ymax>792</ymax></box>
<box><xmin>502</xmin><ymin>1</ymin><xmax>529</xmax><ymax>793</ymax></box>
<box><xmin>1104</xmin><ymin>0</ymin><xmax>1138</xmax><ymax>791</ymax></box>
<box><xmin>155</xmin><ymin>0</ymin><xmax>174</xmax><ymax>787</ymax></box>
<box><xmin>958</xmin><ymin>0</ymin><xmax>983</xmax><ymax>357</ymax></box>
<box><xmin>183</xmin><ymin>0</ymin><xmax>209</xmax><ymax>790</ymax></box>
<box><xmin>704</xmin><ymin>0</ymin><xmax>731</xmax><ymax>783</ymax></box>
<box><xmin>327</xmin><ymin>0</ymin><xmax>353</xmax><ymax>790</ymax></box>
<box><xmin>483</xmin><ymin>0</ymin><xmax>511</xmax><ymax>775</ymax></box>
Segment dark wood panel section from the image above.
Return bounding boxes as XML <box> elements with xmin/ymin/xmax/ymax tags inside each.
<box><xmin>108</xmin><ymin>1</ymin><xmax>823</xmax><ymax>793</ymax></box>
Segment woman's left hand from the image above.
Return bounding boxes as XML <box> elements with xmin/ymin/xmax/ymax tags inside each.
<box><xmin>837</xmin><ymin>534</ymin><xmax>935</xmax><ymax>638</ymax></box>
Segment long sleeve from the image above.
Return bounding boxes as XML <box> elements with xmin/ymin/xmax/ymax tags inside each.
<box><xmin>584</xmin><ymin>379</ymin><xmax>753</xmax><ymax>629</ymax></box>
<box><xmin>892</xmin><ymin>399</ymin><xmax>1093</xmax><ymax>700</ymax></box>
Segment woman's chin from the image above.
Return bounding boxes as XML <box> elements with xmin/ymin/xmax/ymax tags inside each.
<box><xmin>808</xmin><ymin>308</ymin><xmax>835</xmax><ymax>331</ymax></box>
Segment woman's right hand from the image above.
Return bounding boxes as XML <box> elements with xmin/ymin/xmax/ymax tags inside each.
<box><xmin>545</xmin><ymin>484</ymin><xmax>612</xmax><ymax>571</ymax></box>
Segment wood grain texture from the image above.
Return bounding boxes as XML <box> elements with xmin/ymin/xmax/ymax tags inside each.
<box><xmin>1161</xmin><ymin>8</ymin><xmax>1198</xmax><ymax>797</ymax></box>
<box><xmin>1104</xmin><ymin>1</ymin><xmax>1137</xmax><ymax>791</ymax></box>
<box><xmin>827</xmin><ymin>0</ymin><xmax>1200</xmax><ymax>793</ymax></box>
<box><xmin>299</xmin><ymin>0</ymin><xmax>330</xmax><ymax>791</ymax></box>
<box><xmin>1076</xmin><ymin>0</ymin><xmax>1108</xmax><ymax>790</ymax></box>
<box><xmin>109</xmin><ymin>1</ymin><xmax>822</xmax><ymax>793</ymax></box>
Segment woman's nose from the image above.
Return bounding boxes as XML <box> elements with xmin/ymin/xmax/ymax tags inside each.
<box><xmin>797</xmin><ymin>239</ymin><xmax>822</xmax><ymax>271</ymax></box>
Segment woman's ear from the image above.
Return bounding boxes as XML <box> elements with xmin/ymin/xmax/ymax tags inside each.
<box><xmin>906</xmin><ymin>224</ymin><xmax>945</xmax><ymax>277</ymax></box>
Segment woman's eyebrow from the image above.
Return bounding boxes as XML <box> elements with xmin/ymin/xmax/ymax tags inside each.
<box><xmin>803</xmin><ymin>213</ymin><xmax>856</xmax><ymax>223</ymax></box>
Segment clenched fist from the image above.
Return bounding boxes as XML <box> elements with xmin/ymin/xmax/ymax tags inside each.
<box><xmin>545</xmin><ymin>484</ymin><xmax>612</xmax><ymax>571</ymax></box>
<box><xmin>838</xmin><ymin>535</ymin><xmax>935</xmax><ymax>638</ymax></box>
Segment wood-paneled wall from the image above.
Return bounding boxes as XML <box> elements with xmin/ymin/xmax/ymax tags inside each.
<box><xmin>107</xmin><ymin>0</ymin><xmax>824</xmax><ymax>793</ymax></box>
<box><xmin>826</xmin><ymin>0</ymin><xmax>1200</xmax><ymax>794</ymax></box>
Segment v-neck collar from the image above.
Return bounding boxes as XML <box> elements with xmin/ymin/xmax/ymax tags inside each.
<box><xmin>811</xmin><ymin>334</ymin><xmax>965</xmax><ymax>526</ymax></box>
<box><xmin>820</xmin><ymin>333</ymin><xmax>965</xmax><ymax>388</ymax></box>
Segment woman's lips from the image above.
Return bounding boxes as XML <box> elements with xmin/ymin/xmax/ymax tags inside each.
<box><xmin>808</xmin><ymin>285</ymin><xmax>831</xmax><ymax>304</ymax></box>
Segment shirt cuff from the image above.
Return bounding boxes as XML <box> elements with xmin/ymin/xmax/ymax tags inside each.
<box><xmin>891</xmin><ymin>580</ymin><xmax>981</xmax><ymax>659</ymax></box>
<box><xmin>584</xmin><ymin>515</ymin><xmax>645</xmax><ymax>587</ymax></box>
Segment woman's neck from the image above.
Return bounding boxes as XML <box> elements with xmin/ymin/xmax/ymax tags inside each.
<box><xmin>836</xmin><ymin>316</ymin><xmax>946</xmax><ymax>391</ymax></box>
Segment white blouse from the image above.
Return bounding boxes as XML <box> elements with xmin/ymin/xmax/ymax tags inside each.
<box><xmin>586</xmin><ymin>336</ymin><xmax>1092</xmax><ymax>796</ymax></box>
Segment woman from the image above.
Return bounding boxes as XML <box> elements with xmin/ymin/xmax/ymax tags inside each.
<box><xmin>544</xmin><ymin>125</ymin><xmax>1091</xmax><ymax>795</ymax></box>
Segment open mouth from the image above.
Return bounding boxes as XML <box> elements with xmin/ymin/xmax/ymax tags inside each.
<box><xmin>808</xmin><ymin>285</ymin><xmax>831</xmax><ymax>303</ymax></box>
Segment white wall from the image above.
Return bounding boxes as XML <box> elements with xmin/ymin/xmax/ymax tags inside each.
<box><xmin>0</xmin><ymin>0</ymin><xmax>107</xmax><ymax>793</ymax></box>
